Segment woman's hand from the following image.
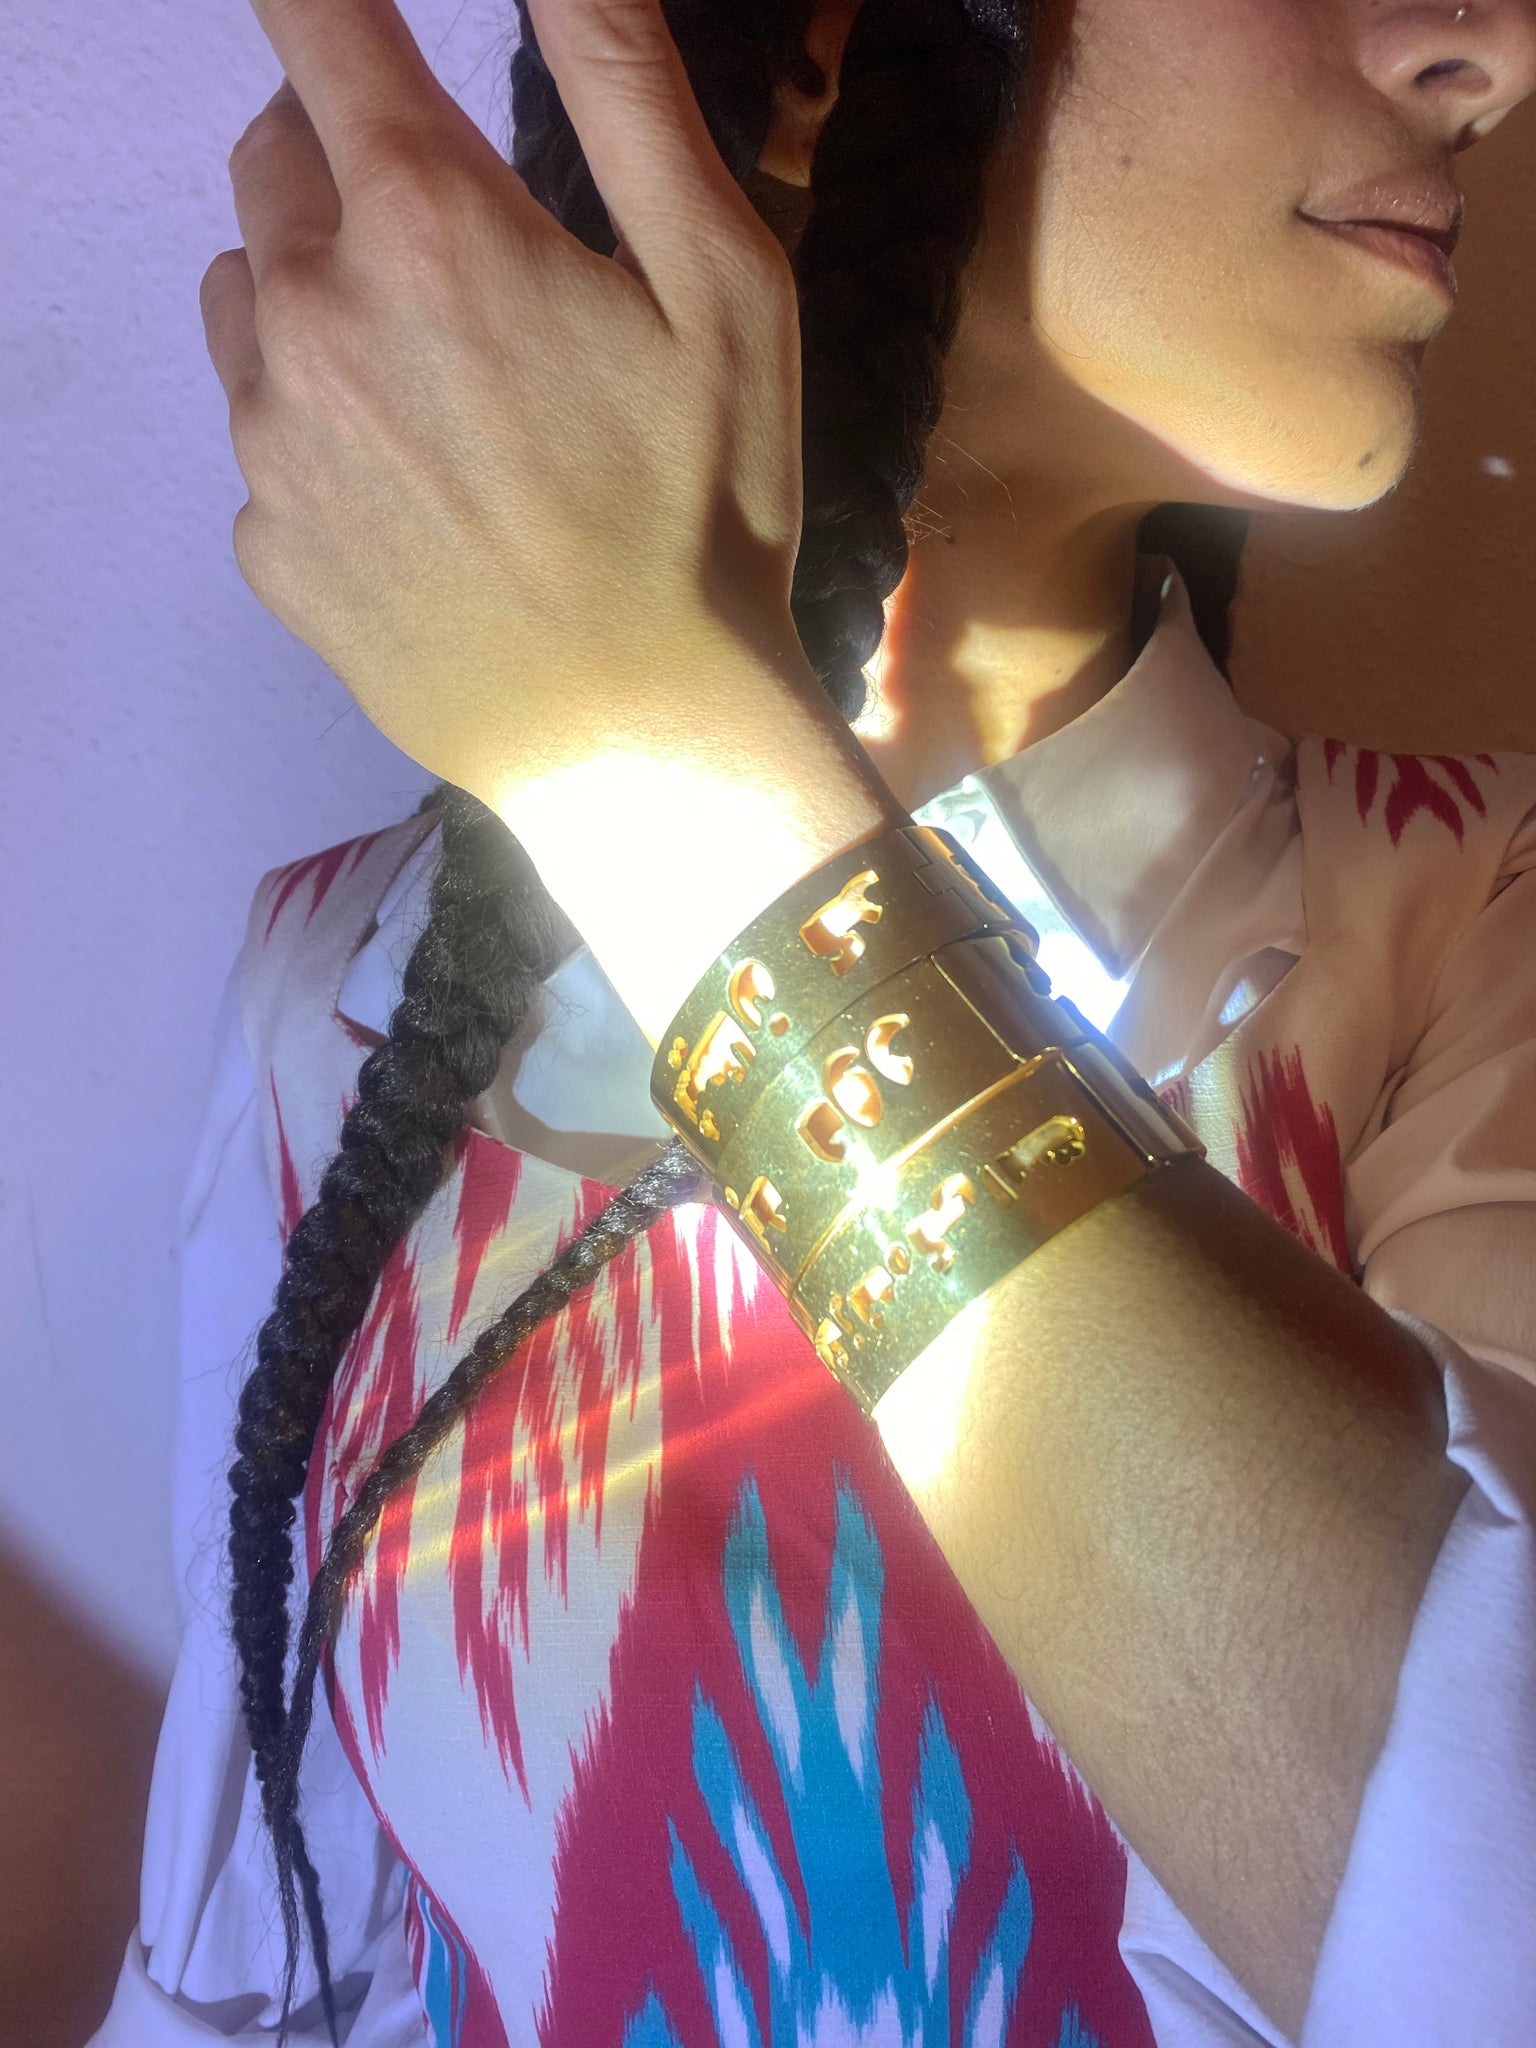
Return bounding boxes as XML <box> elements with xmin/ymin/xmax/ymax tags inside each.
<box><xmin>200</xmin><ymin>0</ymin><xmax>815</xmax><ymax>810</ymax></box>
<box><xmin>202</xmin><ymin>0</ymin><xmax>903</xmax><ymax>1040</ymax></box>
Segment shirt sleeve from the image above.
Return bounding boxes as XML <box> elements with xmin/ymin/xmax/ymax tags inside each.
<box><xmin>1296</xmin><ymin>847</ymin><xmax>1536</xmax><ymax>2043</ymax></box>
<box><xmin>1117</xmin><ymin>835</ymin><xmax>1536</xmax><ymax>2048</ymax></box>
<box><xmin>89</xmin><ymin>952</ymin><xmax>428</xmax><ymax>2046</ymax></box>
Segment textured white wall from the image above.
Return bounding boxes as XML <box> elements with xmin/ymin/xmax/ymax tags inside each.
<box><xmin>0</xmin><ymin>0</ymin><xmax>517</xmax><ymax>1682</ymax></box>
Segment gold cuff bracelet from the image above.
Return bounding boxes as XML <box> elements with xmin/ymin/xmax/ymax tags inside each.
<box><xmin>650</xmin><ymin>824</ymin><xmax>1205</xmax><ymax>1412</ymax></box>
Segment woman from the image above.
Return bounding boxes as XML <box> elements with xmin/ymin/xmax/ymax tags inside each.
<box><xmin>95</xmin><ymin>0</ymin><xmax>1536</xmax><ymax>2044</ymax></box>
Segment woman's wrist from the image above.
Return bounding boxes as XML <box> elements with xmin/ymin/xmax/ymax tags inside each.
<box><xmin>490</xmin><ymin>627</ymin><xmax>907</xmax><ymax>1047</ymax></box>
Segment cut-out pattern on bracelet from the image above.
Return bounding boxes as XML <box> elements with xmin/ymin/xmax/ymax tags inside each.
<box><xmin>727</xmin><ymin>957</ymin><xmax>788</xmax><ymax>1035</ymax></box>
<box><xmin>904</xmin><ymin>1172</ymin><xmax>975</xmax><ymax>1275</ymax></box>
<box><xmin>864</xmin><ymin>1011</ymin><xmax>914</xmax><ymax>1086</ymax></box>
<box><xmin>738</xmin><ymin>1175</ymin><xmax>789</xmax><ymax>1256</ymax></box>
<box><xmin>794</xmin><ymin>1015</ymin><xmax>917</xmax><ymax>1167</ymax></box>
<box><xmin>981</xmin><ymin>1115</ymin><xmax>1089</xmax><ymax>1203</ymax></box>
<box><xmin>668</xmin><ymin>1010</ymin><xmax>754</xmax><ymax>1134</ymax></box>
<box><xmin>811</xmin><ymin>1169</ymin><xmax>979</xmax><ymax>1372</ymax></box>
<box><xmin>798</xmin><ymin>869</ymin><xmax>884</xmax><ymax>976</ymax></box>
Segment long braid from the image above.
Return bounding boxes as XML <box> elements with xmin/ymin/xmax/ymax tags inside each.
<box><xmin>225</xmin><ymin>782</ymin><xmax>578</xmax><ymax>2039</ymax></box>
<box><xmin>227</xmin><ymin>4</ymin><xmax>1239</xmax><ymax>2040</ymax></box>
<box><xmin>791</xmin><ymin>0</ymin><xmax>1027</xmax><ymax>714</ymax></box>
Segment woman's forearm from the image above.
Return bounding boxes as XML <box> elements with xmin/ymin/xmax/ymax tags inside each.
<box><xmin>877</xmin><ymin>1152</ymin><xmax>1466</xmax><ymax>2044</ymax></box>
<box><xmin>503</xmin><ymin>653</ymin><xmax>1468</xmax><ymax>2042</ymax></box>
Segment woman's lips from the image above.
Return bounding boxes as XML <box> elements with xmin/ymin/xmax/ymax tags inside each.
<box><xmin>1301</xmin><ymin>216</ymin><xmax>1458</xmax><ymax>303</ymax></box>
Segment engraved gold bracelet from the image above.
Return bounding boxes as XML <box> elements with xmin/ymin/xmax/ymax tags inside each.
<box><xmin>649</xmin><ymin>824</ymin><xmax>1206</xmax><ymax>1413</ymax></box>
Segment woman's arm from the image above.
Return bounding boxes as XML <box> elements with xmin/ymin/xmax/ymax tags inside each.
<box><xmin>530</xmin><ymin>766</ymin><xmax>1536</xmax><ymax>2046</ymax></box>
<box><xmin>506</xmin><ymin>672</ymin><xmax>1469</xmax><ymax>2048</ymax></box>
<box><xmin>879</xmin><ymin>1152</ymin><xmax>1464</xmax><ymax>2048</ymax></box>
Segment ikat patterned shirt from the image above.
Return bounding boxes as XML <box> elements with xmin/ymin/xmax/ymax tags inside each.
<box><xmin>97</xmin><ymin>563</ymin><xmax>1536</xmax><ymax>2048</ymax></box>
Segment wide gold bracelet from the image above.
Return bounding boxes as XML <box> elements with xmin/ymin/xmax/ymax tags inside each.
<box><xmin>649</xmin><ymin>825</ymin><xmax>1206</xmax><ymax>1413</ymax></box>
<box><xmin>654</xmin><ymin>825</ymin><xmax>1036</xmax><ymax>1157</ymax></box>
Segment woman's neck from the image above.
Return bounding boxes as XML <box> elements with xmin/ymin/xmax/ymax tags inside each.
<box><xmin>852</xmin><ymin>484</ymin><xmax>1158</xmax><ymax>815</ymax></box>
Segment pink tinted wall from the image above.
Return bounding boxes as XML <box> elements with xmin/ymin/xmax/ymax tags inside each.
<box><xmin>2</xmin><ymin>3</ymin><xmax>505</xmax><ymax>2039</ymax></box>
<box><xmin>3</xmin><ymin>0</ymin><xmax>521</xmax><ymax>1676</ymax></box>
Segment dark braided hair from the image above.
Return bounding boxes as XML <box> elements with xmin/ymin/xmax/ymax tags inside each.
<box><xmin>224</xmin><ymin>4</ymin><xmax>1245</xmax><ymax>2039</ymax></box>
<box><xmin>225</xmin><ymin>780</ymin><xmax>586</xmax><ymax>2039</ymax></box>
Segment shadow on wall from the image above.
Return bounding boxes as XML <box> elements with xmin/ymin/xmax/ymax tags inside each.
<box><xmin>0</xmin><ymin>1539</ymin><xmax>163</xmax><ymax>2048</ymax></box>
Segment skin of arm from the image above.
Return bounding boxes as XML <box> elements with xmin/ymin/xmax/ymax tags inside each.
<box><xmin>503</xmin><ymin>659</ymin><xmax>1469</xmax><ymax>2047</ymax></box>
<box><xmin>883</xmin><ymin>1147</ymin><xmax>1465</xmax><ymax>2046</ymax></box>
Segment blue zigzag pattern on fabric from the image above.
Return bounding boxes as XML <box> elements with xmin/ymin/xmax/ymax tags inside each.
<box><xmin>411</xmin><ymin>1873</ymin><xmax>471</xmax><ymax>2047</ymax></box>
<box><xmin>621</xmin><ymin>1473</ymin><xmax>1099</xmax><ymax>2047</ymax></box>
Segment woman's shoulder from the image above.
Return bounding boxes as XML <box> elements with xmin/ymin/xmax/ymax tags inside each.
<box><xmin>237</xmin><ymin>805</ymin><xmax>445</xmax><ymax>1234</ymax></box>
<box><xmin>1291</xmin><ymin>733</ymin><xmax>1536</xmax><ymax>900</ymax></box>
<box><xmin>244</xmin><ymin>807</ymin><xmax>443</xmax><ymax>977</ymax></box>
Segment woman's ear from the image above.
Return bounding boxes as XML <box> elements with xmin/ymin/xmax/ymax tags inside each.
<box><xmin>755</xmin><ymin>0</ymin><xmax>865</xmax><ymax>187</ymax></box>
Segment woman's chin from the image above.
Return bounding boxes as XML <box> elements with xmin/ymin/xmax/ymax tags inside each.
<box><xmin>1105</xmin><ymin>356</ymin><xmax>1420</xmax><ymax>517</ymax></box>
<box><xmin>1258</xmin><ymin>359</ymin><xmax>1424</xmax><ymax>511</ymax></box>
<box><xmin>1191</xmin><ymin>395</ymin><xmax>1420</xmax><ymax>515</ymax></box>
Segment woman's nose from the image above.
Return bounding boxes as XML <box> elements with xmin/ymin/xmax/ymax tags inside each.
<box><xmin>1353</xmin><ymin>0</ymin><xmax>1536</xmax><ymax>149</ymax></box>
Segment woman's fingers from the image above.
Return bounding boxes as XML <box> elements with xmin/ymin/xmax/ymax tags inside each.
<box><xmin>230</xmin><ymin>0</ymin><xmax>781</xmax><ymax>346</ymax></box>
<box><xmin>244</xmin><ymin>0</ymin><xmax>451</xmax><ymax>174</ymax></box>
<box><xmin>524</xmin><ymin>0</ymin><xmax>784</xmax><ymax>308</ymax></box>
<box><xmin>229</xmin><ymin>79</ymin><xmax>342</xmax><ymax>288</ymax></box>
<box><xmin>197</xmin><ymin>0</ymin><xmax>808</xmax><ymax>819</ymax></box>
<box><xmin>199</xmin><ymin>246</ymin><xmax>262</xmax><ymax>402</ymax></box>
<box><xmin>242</xmin><ymin>0</ymin><xmax>512</xmax><ymax>202</ymax></box>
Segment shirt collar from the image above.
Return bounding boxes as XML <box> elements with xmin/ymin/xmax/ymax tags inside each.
<box><xmin>346</xmin><ymin>559</ymin><xmax>1284</xmax><ymax>1048</ymax></box>
<box><xmin>914</xmin><ymin>557</ymin><xmax>1282</xmax><ymax>988</ymax></box>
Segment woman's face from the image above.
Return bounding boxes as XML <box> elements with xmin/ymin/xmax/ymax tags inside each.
<box><xmin>760</xmin><ymin>0</ymin><xmax>1536</xmax><ymax>514</ymax></box>
<box><xmin>1006</xmin><ymin>0</ymin><xmax>1536</xmax><ymax>509</ymax></box>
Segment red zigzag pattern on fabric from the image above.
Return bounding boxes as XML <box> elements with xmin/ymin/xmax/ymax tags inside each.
<box><xmin>341</xmin><ymin>1249</ymin><xmax>430</xmax><ymax>1755</ymax></box>
<box><xmin>268</xmin><ymin>1069</ymin><xmax>305</xmax><ymax>1249</ymax></box>
<box><xmin>1232</xmin><ymin>1044</ymin><xmax>1353</xmax><ymax>1274</ymax></box>
<box><xmin>1322</xmin><ymin>740</ymin><xmax>1497</xmax><ymax>848</ymax></box>
<box><xmin>447</xmin><ymin>1167</ymin><xmax>650</xmax><ymax>1798</ymax></box>
<box><xmin>263</xmin><ymin>829</ymin><xmax>388</xmax><ymax>943</ymax></box>
<box><xmin>448</xmin><ymin>1140</ymin><xmax>524</xmax><ymax>1350</ymax></box>
<box><xmin>539</xmin><ymin>1203</ymin><xmax>1156</xmax><ymax>2048</ymax></box>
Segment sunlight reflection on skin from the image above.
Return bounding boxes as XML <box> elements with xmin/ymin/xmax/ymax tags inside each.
<box><xmin>873</xmin><ymin>1290</ymin><xmax>989</xmax><ymax>1496</ymax></box>
<box><xmin>491</xmin><ymin>753</ymin><xmax>852</xmax><ymax>1048</ymax></box>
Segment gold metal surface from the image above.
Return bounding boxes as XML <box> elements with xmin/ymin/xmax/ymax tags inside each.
<box><xmin>705</xmin><ymin>935</ymin><xmax>1080</xmax><ymax>1288</ymax></box>
<box><xmin>653</xmin><ymin>826</ymin><xmax>1041</xmax><ymax>1158</ymax></box>
<box><xmin>651</xmin><ymin>823</ymin><xmax>1206</xmax><ymax>1413</ymax></box>
<box><xmin>788</xmin><ymin>1046</ymin><xmax>1169</xmax><ymax>1410</ymax></box>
